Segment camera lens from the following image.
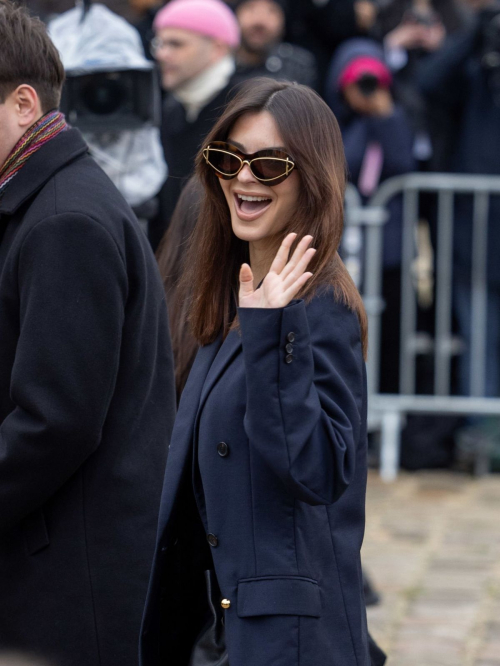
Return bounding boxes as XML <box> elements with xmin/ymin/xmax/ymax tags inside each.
<box><xmin>83</xmin><ymin>74</ymin><xmax>126</xmax><ymax>115</ymax></box>
<box><xmin>357</xmin><ymin>74</ymin><xmax>379</xmax><ymax>97</ymax></box>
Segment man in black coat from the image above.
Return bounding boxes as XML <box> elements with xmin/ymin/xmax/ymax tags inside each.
<box><xmin>0</xmin><ymin>4</ymin><xmax>176</xmax><ymax>665</ymax></box>
<box><xmin>148</xmin><ymin>0</ymin><xmax>241</xmax><ymax>250</ymax></box>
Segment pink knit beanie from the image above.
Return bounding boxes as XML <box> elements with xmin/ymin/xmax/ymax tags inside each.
<box><xmin>154</xmin><ymin>0</ymin><xmax>240</xmax><ymax>48</ymax></box>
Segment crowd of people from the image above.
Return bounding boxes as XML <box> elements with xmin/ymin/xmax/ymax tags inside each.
<box><xmin>22</xmin><ymin>0</ymin><xmax>500</xmax><ymax>403</ymax></box>
<box><xmin>123</xmin><ymin>0</ymin><xmax>500</xmax><ymax>404</ymax></box>
<box><xmin>1</xmin><ymin>0</ymin><xmax>500</xmax><ymax>664</ymax></box>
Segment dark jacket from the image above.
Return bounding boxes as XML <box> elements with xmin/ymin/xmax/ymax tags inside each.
<box><xmin>286</xmin><ymin>0</ymin><xmax>359</xmax><ymax>87</ymax></box>
<box><xmin>149</xmin><ymin>81</ymin><xmax>237</xmax><ymax>250</ymax></box>
<box><xmin>326</xmin><ymin>39</ymin><xmax>416</xmax><ymax>267</ymax></box>
<box><xmin>0</xmin><ymin>128</ymin><xmax>176</xmax><ymax>666</ymax></box>
<box><xmin>235</xmin><ymin>42</ymin><xmax>318</xmax><ymax>89</ymax></box>
<box><xmin>418</xmin><ymin>19</ymin><xmax>500</xmax><ymax>283</ymax></box>
<box><xmin>140</xmin><ymin>291</ymin><xmax>371</xmax><ymax>666</ymax></box>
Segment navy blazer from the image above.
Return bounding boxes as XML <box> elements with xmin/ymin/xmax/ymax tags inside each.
<box><xmin>140</xmin><ymin>290</ymin><xmax>371</xmax><ymax>666</ymax></box>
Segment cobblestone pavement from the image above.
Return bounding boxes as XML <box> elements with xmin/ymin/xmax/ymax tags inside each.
<box><xmin>363</xmin><ymin>471</ymin><xmax>500</xmax><ymax>666</ymax></box>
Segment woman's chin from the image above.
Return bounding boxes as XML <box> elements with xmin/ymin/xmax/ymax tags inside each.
<box><xmin>230</xmin><ymin>218</ymin><xmax>270</xmax><ymax>244</ymax></box>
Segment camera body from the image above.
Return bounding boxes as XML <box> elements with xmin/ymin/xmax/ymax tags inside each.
<box><xmin>356</xmin><ymin>73</ymin><xmax>380</xmax><ymax>97</ymax></box>
<box><xmin>60</xmin><ymin>65</ymin><xmax>161</xmax><ymax>132</ymax></box>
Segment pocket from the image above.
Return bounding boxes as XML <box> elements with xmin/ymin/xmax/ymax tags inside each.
<box><xmin>237</xmin><ymin>576</ymin><xmax>322</xmax><ymax>618</ymax></box>
<box><xmin>24</xmin><ymin>509</ymin><xmax>50</xmax><ymax>555</ymax></box>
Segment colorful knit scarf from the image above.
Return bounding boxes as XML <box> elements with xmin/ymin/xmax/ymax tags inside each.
<box><xmin>0</xmin><ymin>110</ymin><xmax>68</xmax><ymax>197</ymax></box>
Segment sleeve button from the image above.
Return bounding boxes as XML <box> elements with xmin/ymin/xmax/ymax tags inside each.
<box><xmin>285</xmin><ymin>343</ymin><xmax>294</xmax><ymax>353</ymax></box>
<box><xmin>285</xmin><ymin>354</ymin><xmax>294</xmax><ymax>364</ymax></box>
<box><xmin>287</xmin><ymin>332</ymin><xmax>295</xmax><ymax>343</ymax></box>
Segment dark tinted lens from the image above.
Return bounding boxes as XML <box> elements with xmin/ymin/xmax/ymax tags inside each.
<box><xmin>207</xmin><ymin>149</ymin><xmax>241</xmax><ymax>175</ymax></box>
<box><xmin>251</xmin><ymin>158</ymin><xmax>290</xmax><ymax>181</ymax></box>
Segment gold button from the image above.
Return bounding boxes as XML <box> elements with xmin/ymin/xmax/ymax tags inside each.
<box><xmin>221</xmin><ymin>599</ymin><xmax>231</xmax><ymax>609</ymax></box>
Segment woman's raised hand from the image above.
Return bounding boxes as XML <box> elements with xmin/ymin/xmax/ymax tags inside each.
<box><xmin>239</xmin><ymin>233</ymin><xmax>316</xmax><ymax>309</ymax></box>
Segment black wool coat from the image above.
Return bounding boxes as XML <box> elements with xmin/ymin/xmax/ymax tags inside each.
<box><xmin>0</xmin><ymin>129</ymin><xmax>176</xmax><ymax>666</ymax></box>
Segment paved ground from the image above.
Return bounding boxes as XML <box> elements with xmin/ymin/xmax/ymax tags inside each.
<box><xmin>363</xmin><ymin>471</ymin><xmax>500</xmax><ymax>666</ymax></box>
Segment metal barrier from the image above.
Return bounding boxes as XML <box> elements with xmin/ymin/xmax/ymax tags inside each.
<box><xmin>344</xmin><ymin>174</ymin><xmax>500</xmax><ymax>481</ymax></box>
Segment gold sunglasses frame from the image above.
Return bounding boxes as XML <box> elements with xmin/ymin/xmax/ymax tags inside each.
<box><xmin>202</xmin><ymin>144</ymin><xmax>296</xmax><ymax>183</ymax></box>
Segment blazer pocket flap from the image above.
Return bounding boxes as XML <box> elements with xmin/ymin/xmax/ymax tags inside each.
<box><xmin>237</xmin><ymin>577</ymin><xmax>321</xmax><ymax>618</ymax></box>
<box><xmin>24</xmin><ymin>509</ymin><xmax>50</xmax><ymax>555</ymax></box>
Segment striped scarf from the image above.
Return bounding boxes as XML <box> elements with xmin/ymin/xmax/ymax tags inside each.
<box><xmin>0</xmin><ymin>110</ymin><xmax>68</xmax><ymax>197</ymax></box>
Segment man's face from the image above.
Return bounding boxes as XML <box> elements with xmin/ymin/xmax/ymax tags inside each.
<box><xmin>154</xmin><ymin>27</ymin><xmax>222</xmax><ymax>90</ymax></box>
<box><xmin>237</xmin><ymin>0</ymin><xmax>285</xmax><ymax>54</ymax></box>
<box><xmin>0</xmin><ymin>94</ymin><xmax>23</xmax><ymax>168</ymax></box>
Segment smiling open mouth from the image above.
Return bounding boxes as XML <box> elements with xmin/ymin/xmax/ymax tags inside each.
<box><xmin>235</xmin><ymin>193</ymin><xmax>272</xmax><ymax>218</ymax></box>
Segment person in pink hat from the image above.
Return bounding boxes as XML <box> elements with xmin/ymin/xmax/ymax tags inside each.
<box><xmin>148</xmin><ymin>0</ymin><xmax>241</xmax><ymax>249</ymax></box>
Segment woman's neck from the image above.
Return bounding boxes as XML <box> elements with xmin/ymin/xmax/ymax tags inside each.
<box><xmin>249</xmin><ymin>240</ymin><xmax>274</xmax><ymax>287</ymax></box>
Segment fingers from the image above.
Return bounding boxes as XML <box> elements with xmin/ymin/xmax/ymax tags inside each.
<box><xmin>282</xmin><ymin>247</ymin><xmax>316</xmax><ymax>291</ymax></box>
<box><xmin>280</xmin><ymin>235</ymin><xmax>314</xmax><ymax>282</ymax></box>
<box><xmin>269</xmin><ymin>232</ymin><xmax>297</xmax><ymax>275</ymax></box>
<box><xmin>239</xmin><ymin>263</ymin><xmax>254</xmax><ymax>299</ymax></box>
<box><xmin>283</xmin><ymin>272</ymin><xmax>313</xmax><ymax>302</ymax></box>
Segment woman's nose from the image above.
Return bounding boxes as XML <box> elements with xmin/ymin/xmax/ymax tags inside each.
<box><xmin>237</xmin><ymin>163</ymin><xmax>257</xmax><ymax>183</ymax></box>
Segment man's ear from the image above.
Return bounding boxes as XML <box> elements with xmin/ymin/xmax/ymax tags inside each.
<box><xmin>12</xmin><ymin>84</ymin><xmax>44</xmax><ymax>129</ymax></box>
<box><xmin>210</xmin><ymin>40</ymin><xmax>232</xmax><ymax>63</ymax></box>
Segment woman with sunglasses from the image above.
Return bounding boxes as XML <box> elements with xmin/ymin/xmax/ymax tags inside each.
<box><xmin>140</xmin><ymin>77</ymin><xmax>376</xmax><ymax>666</ymax></box>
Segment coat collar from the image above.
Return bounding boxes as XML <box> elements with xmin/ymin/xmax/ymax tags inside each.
<box><xmin>0</xmin><ymin>128</ymin><xmax>88</xmax><ymax>216</ymax></box>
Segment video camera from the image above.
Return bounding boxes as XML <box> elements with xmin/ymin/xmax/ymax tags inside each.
<box><xmin>49</xmin><ymin>1</ymin><xmax>167</xmax><ymax>211</ymax></box>
<box><xmin>60</xmin><ymin>65</ymin><xmax>160</xmax><ymax>132</ymax></box>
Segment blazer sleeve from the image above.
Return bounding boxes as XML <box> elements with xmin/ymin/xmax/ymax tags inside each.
<box><xmin>238</xmin><ymin>290</ymin><xmax>364</xmax><ymax>506</ymax></box>
<box><xmin>0</xmin><ymin>213</ymin><xmax>128</xmax><ymax>534</ymax></box>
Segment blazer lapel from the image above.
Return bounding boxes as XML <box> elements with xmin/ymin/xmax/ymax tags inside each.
<box><xmin>157</xmin><ymin>337</ymin><xmax>221</xmax><ymax>530</ymax></box>
<box><xmin>196</xmin><ymin>328</ymin><xmax>242</xmax><ymax>424</ymax></box>
<box><xmin>157</xmin><ymin>328</ymin><xmax>242</xmax><ymax>535</ymax></box>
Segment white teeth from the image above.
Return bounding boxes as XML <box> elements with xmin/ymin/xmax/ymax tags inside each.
<box><xmin>237</xmin><ymin>194</ymin><xmax>271</xmax><ymax>202</ymax></box>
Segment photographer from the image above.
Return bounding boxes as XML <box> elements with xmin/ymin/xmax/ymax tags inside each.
<box><xmin>418</xmin><ymin>0</ymin><xmax>500</xmax><ymax>396</ymax></box>
<box><xmin>326</xmin><ymin>39</ymin><xmax>415</xmax><ymax>392</ymax></box>
<box><xmin>376</xmin><ymin>0</ymin><xmax>466</xmax><ymax>166</ymax></box>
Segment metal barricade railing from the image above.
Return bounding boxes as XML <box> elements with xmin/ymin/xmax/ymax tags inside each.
<box><xmin>344</xmin><ymin>174</ymin><xmax>500</xmax><ymax>481</ymax></box>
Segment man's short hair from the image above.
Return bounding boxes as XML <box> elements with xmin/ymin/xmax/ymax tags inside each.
<box><xmin>0</xmin><ymin>0</ymin><xmax>65</xmax><ymax>113</ymax></box>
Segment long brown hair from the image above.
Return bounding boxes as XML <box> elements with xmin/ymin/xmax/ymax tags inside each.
<box><xmin>180</xmin><ymin>77</ymin><xmax>368</xmax><ymax>358</ymax></box>
<box><xmin>156</xmin><ymin>176</ymin><xmax>203</xmax><ymax>398</ymax></box>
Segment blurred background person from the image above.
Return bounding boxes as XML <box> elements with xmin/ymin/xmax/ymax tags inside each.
<box><xmin>326</xmin><ymin>39</ymin><xmax>415</xmax><ymax>393</ymax></box>
<box><xmin>233</xmin><ymin>0</ymin><xmax>317</xmax><ymax>88</ymax></box>
<box><xmin>128</xmin><ymin>0</ymin><xmax>163</xmax><ymax>59</ymax></box>
<box><xmin>285</xmin><ymin>0</ymin><xmax>379</xmax><ymax>93</ymax></box>
<box><xmin>418</xmin><ymin>0</ymin><xmax>500</xmax><ymax>398</ymax></box>
<box><xmin>148</xmin><ymin>0</ymin><xmax>241</xmax><ymax>250</ymax></box>
<box><xmin>376</xmin><ymin>0</ymin><xmax>467</xmax><ymax>167</ymax></box>
<box><xmin>49</xmin><ymin>2</ymin><xmax>167</xmax><ymax>226</ymax></box>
